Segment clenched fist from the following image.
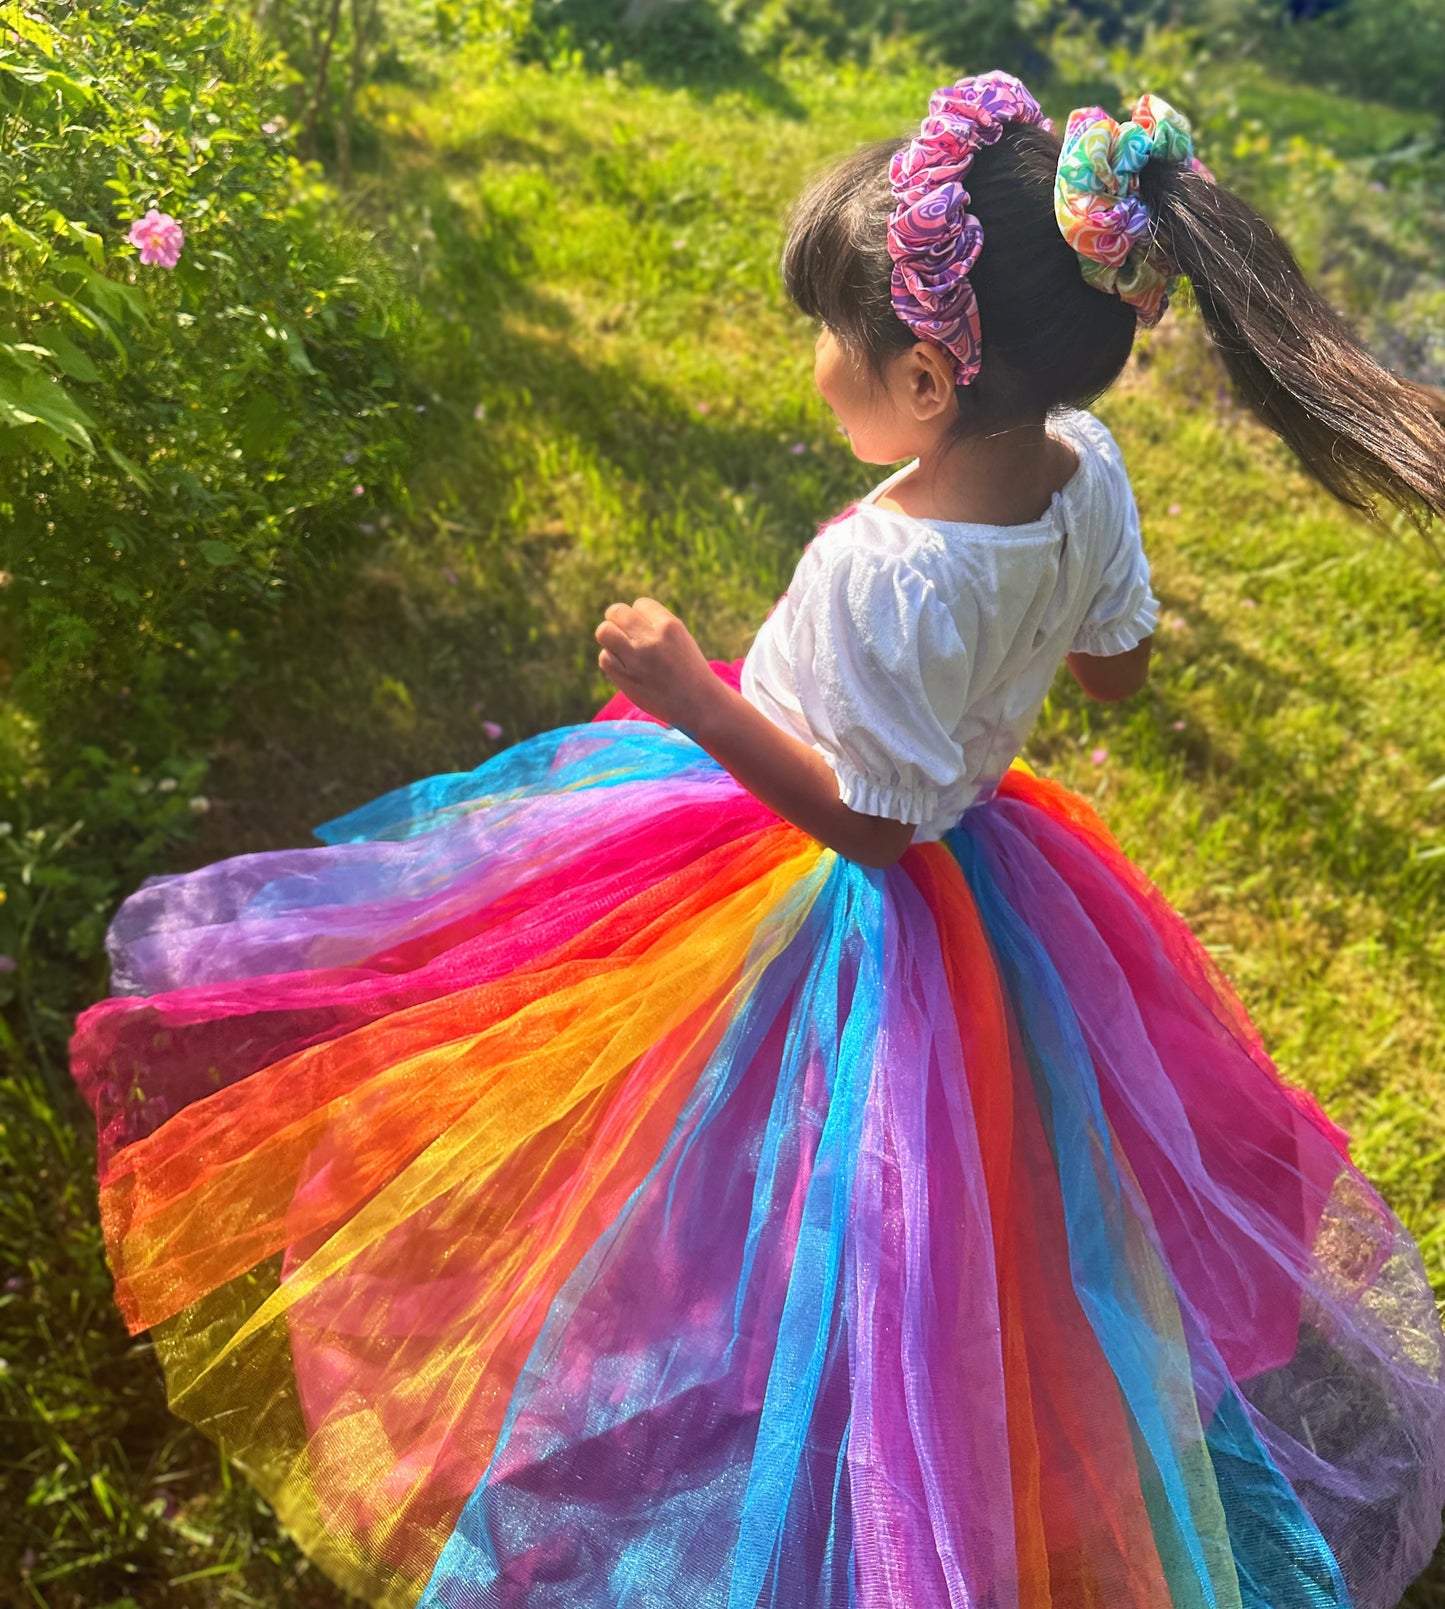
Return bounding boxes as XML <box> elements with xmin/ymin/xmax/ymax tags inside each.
<box><xmin>595</xmin><ymin>597</ymin><xmax>718</xmax><ymax>731</ymax></box>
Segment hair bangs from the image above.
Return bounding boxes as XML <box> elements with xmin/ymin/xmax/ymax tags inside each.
<box><xmin>781</xmin><ymin>139</ymin><xmax>911</xmax><ymax>369</ymax></box>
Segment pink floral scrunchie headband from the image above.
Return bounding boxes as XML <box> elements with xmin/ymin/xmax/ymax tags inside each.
<box><xmin>1053</xmin><ymin>93</ymin><xmax>1216</xmax><ymax>326</ymax></box>
<box><xmin>888</xmin><ymin>71</ymin><xmax>1054</xmax><ymax>387</ymax></box>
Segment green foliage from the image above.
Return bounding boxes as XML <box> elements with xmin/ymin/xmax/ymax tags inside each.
<box><xmin>521</xmin><ymin>0</ymin><xmax>1061</xmax><ymax>86</ymax></box>
<box><xmin>0</xmin><ymin>1059</ymin><xmax>350</xmax><ymax>1604</ymax></box>
<box><xmin>251</xmin><ymin>0</ymin><xmax>536</xmax><ymax>179</ymax></box>
<box><xmin>0</xmin><ymin>746</ymin><xmax>208</xmax><ymax>1083</ymax></box>
<box><xmin>726</xmin><ymin>0</ymin><xmax>1054</xmax><ymax>71</ymax></box>
<box><xmin>0</xmin><ymin>0</ymin><xmax>415</xmax><ymax>1065</ymax></box>
<box><xmin>1267</xmin><ymin>0</ymin><xmax>1445</xmax><ymax>117</ymax></box>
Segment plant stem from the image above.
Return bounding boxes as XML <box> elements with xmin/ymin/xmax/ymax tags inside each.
<box><xmin>302</xmin><ymin>0</ymin><xmax>345</xmax><ymax>162</ymax></box>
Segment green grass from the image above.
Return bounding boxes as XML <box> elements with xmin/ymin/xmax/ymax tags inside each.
<box><xmin>5</xmin><ymin>44</ymin><xmax>1445</xmax><ymax>1608</ymax></box>
<box><xmin>1231</xmin><ymin>58</ymin><xmax>1436</xmax><ymax>155</ymax></box>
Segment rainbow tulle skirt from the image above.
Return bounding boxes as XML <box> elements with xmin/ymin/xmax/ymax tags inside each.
<box><xmin>71</xmin><ymin>679</ymin><xmax>1445</xmax><ymax>1609</ymax></box>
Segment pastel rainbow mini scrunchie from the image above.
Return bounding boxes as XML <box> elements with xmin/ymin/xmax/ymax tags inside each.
<box><xmin>888</xmin><ymin>71</ymin><xmax>1054</xmax><ymax>387</ymax></box>
<box><xmin>1053</xmin><ymin>93</ymin><xmax>1216</xmax><ymax>326</ymax></box>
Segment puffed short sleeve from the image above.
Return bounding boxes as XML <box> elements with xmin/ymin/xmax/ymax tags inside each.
<box><xmin>1069</xmin><ymin>438</ymin><xmax>1159</xmax><ymax>657</ymax></box>
<box><xmin>787</xmin><ymin>539</ymin><xmax>971</xmax><ymax>825</ymax></box>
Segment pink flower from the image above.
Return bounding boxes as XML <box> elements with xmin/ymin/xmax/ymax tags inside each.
<box><xmin>262</xmin><ymin>119</ymin><xmax>283</xmax><ymax>135</ymax></box>
<box><xmin>352</xmin><ymin>484</ymin><xmax>364</xmax><ymax>497</ymax></box>
<box><xmin>1241</xmin><ymin>596</ymin><xmax>1258</xmax><ymax>610</ymax></box>
<box><xmin>696</xmin><ymin>402</ymin><xmax>711</xmax><ymax>415</ymax></box>
<box><xmin>481</xmin><ymin>721</ymin><xmax>503</xmax><ymax>741</ymax></box>
<box><xmin>128</xmin><ymin>208</ymin><xmax>184</xmax><ymax>268</ymax></box>
<box><xmin>1171</xmin><ymin>719</ymin><xmax>1187</xmax><ymax>731</ymax></box>
<box><xmin>0</xmin><ymin>955</ymin><xmax>15</xmax><ymax>974</ymax></box>
<box><xmin>790</xmin><ymin>442</ymin><xmax>807</xmax><ymax>455</ymax></box>
<box><xmin>139</xmin><ymin>119</ymin><xmax>163</xmax><ymax>148</ymax></box>
<box><xmin>1167</xmin><ymin>502</ymin><xmax>1182</xmax><ymax>516</ymax></box>
<box><xmin>1090</xmin><ymin>747</ymin><xmax>1109</xmax><ymax>766</ymax></box>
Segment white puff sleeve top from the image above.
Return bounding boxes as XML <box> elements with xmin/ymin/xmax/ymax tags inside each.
<box><xmin>740</xmin><ymin>407</ymin><xmax>1157</xmax><ymax>841</ymax></box>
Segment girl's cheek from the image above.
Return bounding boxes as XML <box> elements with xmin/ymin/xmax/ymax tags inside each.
<box><xmin>814</xmin><ymin>363</ymin><xmax>838</xmax><ymax>410</ymax></box>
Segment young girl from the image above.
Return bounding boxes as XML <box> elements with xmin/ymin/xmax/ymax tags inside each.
<box><xmin>71</xmin><ymin>71</ymin><xmax>1445</xmax><ymax>1609</ymax></box>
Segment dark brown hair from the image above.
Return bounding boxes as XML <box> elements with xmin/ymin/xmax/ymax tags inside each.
<box><xmin>782</xmin><ymin>119</ymin><xmax>1445</xmax><ymax>533</ymax></box>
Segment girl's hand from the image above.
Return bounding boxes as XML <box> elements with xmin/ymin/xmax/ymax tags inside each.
<box><xmin>595</xmin><ymin>597</ymin><xmax>719</xmax><ymax>730</ymax></box>
<box><xmin>597</xmin><ymin>596</ymin><xmax>914</xmax><ymax>868</ymax></box>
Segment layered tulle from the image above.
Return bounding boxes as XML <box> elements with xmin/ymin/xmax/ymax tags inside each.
<box><xmin>71</xmin><ymin>694</ymin><xmax>1445</xmax><ymax>1609</ymax></box>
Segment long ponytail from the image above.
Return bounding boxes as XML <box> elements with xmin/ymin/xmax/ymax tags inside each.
<box><xmin>1139</xmin><ymin>159</ymin><xmax>1445</xmax><ymax>535</ymax></box>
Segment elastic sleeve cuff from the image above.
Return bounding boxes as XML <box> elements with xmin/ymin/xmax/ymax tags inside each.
<box><xmin>825</xmin><ymin>752</ymin><xmax>938</xmax><ymax>827</ymax></box>
<box><xmin>1070</xmin><ymin>590</ymin><xmax>1159</xmax><ymax>658</ymax></box>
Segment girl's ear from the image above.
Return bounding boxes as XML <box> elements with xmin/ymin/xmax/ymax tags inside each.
<box><xmin>902</xmin><ymin>341</ymin><xmax>960</xmax><ymax>423</ymax></box>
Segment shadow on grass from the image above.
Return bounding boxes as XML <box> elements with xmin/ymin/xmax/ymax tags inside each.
<box><xmin>1407</xmin><ymin>1534</ymin><xmax>1445</xmax><ymax>1606</ymax></box>
<box><xmin>527</xmin><ymin>0</ymin><xmax>806</xmax><ymax>116</ymax></box>
<box><xmin>192</xmin><ymin>143</ymin><xmax>847</xmax><ymax>854</ymax></box>
<box><xmin>1032</xmin><ymin>560</ymin><xmax>1445</xmax><ymax>968</ymax></box>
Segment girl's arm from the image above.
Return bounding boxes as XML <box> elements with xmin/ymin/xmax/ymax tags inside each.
<box><xmin>596</xmin><ymin>598</ymin><xmax>917</xmax><ymax>870</ymax></box>
<box><xmin>1066</xmin><ymin>636</ymin><xmax>1153</xmax><ymax>702</ymax></box>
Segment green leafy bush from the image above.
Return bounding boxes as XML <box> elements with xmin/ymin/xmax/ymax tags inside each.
<box><xmin>523</xmin><ymin>0</ymin><xmax>1057</xmax><ymax>84</ymax></box>
<box><xmin>0</xmin><ymin>0</ymin><xmax>415</xmax><ymax>1064</ymax></box>
<box><xmin>1267</xmin><ymin>0</ymin><xmax>1445</xmax><ymax>117</ymax></box>
<box><xmin>248</xmin><ymin>0</ymin><xmax>536</xmax><ymax>182</ymax></box>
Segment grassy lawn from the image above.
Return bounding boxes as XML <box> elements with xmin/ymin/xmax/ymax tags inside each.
<box><xmin>5</xmin><ymin>45</ymin><xmax>1444</xmax><ymax>1607</ymax></box>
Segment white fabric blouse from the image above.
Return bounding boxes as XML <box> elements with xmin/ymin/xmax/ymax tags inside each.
<box><xmin>740</xmin><ymin>406</ymin><xmax>1158</xmax><ymax>841</ymax></box>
